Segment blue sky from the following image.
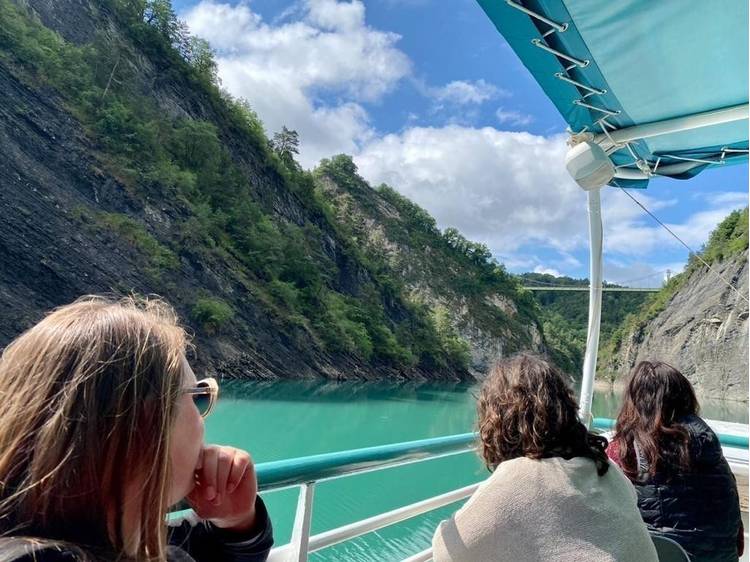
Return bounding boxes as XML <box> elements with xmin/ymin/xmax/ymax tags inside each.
<box><xmin>177</xmin><ymin>0</ymin><xmax>748</xmax><ymax>286</ymax></box>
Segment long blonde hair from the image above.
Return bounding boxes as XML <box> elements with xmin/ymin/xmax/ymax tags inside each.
<box><xmin>0</xmin><ymin>295</ymin><xmax>189</xmax><ymax>560</ymax></box>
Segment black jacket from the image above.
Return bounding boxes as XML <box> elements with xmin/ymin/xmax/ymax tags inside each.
<box><xmin>634</xmin><ymin>415</ymin><xmax>741</xmax><ymax>562</ymax></box>
<box><xmin>0</xmin><ymin>498</ymin><xmax>273</xmax><ymax>562</ymax></box>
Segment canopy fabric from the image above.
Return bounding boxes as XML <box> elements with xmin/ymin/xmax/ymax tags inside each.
<box><xmin>477</xmin><ymin>0</ymin><xmax>749</xmax><ymax>187</ymax></box>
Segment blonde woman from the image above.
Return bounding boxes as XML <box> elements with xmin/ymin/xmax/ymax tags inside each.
<box><xmin>0</xmin><ymin>295</ymin><xmax>272</xmax><ymax>561</ymax></box>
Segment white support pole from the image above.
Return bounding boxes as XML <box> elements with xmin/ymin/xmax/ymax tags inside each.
<box><xmin>579</xmin><ymin>189</ymin><xmax>603</xmax><ymax>427</ymax></box>
<box><xmin>595</xmin><ymin>103</ymin><xmax>748</xmax><ymax>148</ymax></box>
<box><xmin>288</xmin><ymin>483</ymin><xmax>315</xmax><ymax>562</ymax></box>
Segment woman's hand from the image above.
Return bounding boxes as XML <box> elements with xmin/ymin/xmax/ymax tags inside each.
<box><xmin>187</xmin><ymin>445</ymin><xmax>258</xmax><ymax>533</ymax></box>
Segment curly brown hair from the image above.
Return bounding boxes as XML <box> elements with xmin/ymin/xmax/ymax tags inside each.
<box><xmin>477</xmin><ymin>353</ymin><xmax>609</xmax><ymax>475</ymax></box>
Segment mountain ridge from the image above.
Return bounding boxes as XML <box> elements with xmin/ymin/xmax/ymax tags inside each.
<box><xmin>0</xmin><ymin>0</ymin><xmax>548</xmax><ymax>381</ymax></box>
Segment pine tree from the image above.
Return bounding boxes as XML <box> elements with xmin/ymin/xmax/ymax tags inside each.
<box><xmin>270</xmin><ymin>126</ymin><xmax>300</xmax><ymax>168</ymax></box>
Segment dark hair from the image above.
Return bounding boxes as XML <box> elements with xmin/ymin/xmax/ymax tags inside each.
<box><xmin>476</xmin><ymin>354</ymin><xmax>609</xmax><ymax>476</ymax></box>
<box><xmin>613</xmin><ymin>360</ymin><xmax>699</xmax><ymax>478</ymax></box>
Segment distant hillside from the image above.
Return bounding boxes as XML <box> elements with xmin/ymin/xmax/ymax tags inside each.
<box><xmin>315</xmin><ymin>155</ymin><xmax>544</xmax><ymax>376</ymax></box>
<box><xmin>600</xmin><ymin>208</ymin><xmax>748</xmax><ymax>401</ymax></box>
<box><xmin>0</xmin><ymin>0</ymin><xmax>550</xmax><ymax>380</ymax></box>
<box><xmin>518</xmin><ymin>273</ymin><xmax>650</xmax><ymax>376</ymax></box>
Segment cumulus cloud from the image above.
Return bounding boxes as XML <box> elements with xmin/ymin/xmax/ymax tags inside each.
<box><xmin>603</xmin><ymin>260</ymin><xmax>686</xmax><ymax>288</ymax></box>
<box><xmin>355</xmin><ymin>125</ymin><xmax>747</xmax><ymax>274</ymax></box>
<box><xmin>183</xmin><ymin>0</ymin><xmax>411</xmax><ymax>167</ymax></box>
<box><xmin>534</xmin><ymin>265</ymin><xmax>562</xmax><ymax>277</ymax></box>
<box><xmin>428</xmin><ymin>79</ymin><xmax>508</xmax><ymax>105</ymax></box>
<box><xmin>182</xmin><ymin>2</ymin><xmax>515</xmax><ymax>165</ymax></box>
<box><xmin>602</xmin><ymin>189</ymin><xmax>743</xmax><ymax>256</ymax></box>
<box><xmin>307</xmin><ymin>0</ymin><xmax>365</xmax><ymax>30</ymax></box>
<box><xmin>356</xmin><ymin>126</ymin><xmax>587</xmax><ymax>253</ymax></box>
<box><xmin>496</xmin><ymin>107</ymin><xmax>534</xmax><ymax>127</ymax></box>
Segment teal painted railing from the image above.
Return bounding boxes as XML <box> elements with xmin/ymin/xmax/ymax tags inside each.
<box><xmin>257</xmin><ymin>432</ymin><xmax>476</xmax><ymax>491</ymax></box>
<box><xmin>256</xmin><ymin>418</ymin><xmax>748</xmax><ymax>490</ymax></box>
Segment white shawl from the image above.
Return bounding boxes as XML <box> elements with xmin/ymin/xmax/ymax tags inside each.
<box><xmin>432</xmin><ymin>456</ymin><xmax>658</xmax><ymax>562</ymax></box>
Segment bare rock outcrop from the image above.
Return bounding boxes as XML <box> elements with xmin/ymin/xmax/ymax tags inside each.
<box><xmin>611</xmin><ymin>251</ymin><xmax>748</xmax><ymax>401</ymax></box>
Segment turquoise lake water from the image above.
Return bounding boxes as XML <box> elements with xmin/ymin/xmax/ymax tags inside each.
<box><xmin>204</xmin><ymin>380</ymin><xmax>748</xmax><ymax>561</ymax></box>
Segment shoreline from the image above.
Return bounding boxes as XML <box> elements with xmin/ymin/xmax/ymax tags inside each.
<box><xmin>594</xmin><ymin>379</ymin><xmax>625</xmax><ymax>394</ymax></box>
<box><xmin>593</xmin><ymin>378</ymin><xmax>749</xmax><ymax>404</ymax></box>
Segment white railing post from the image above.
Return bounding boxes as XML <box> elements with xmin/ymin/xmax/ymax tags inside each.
<box><xmin>288</xmin><ymin>483</ymin><xmax>315</xmax><ymax>562</ymax></box>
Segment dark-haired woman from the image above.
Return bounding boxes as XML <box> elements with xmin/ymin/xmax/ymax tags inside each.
<box><xmin>432</xmin><ymin>354</ymin><xmax>656</xmax><ymax>562</ymax></box>
<box><xmin>607</xmin><ymin>360</ymin><xmax>743</xmax><ymax>562</ymax></box>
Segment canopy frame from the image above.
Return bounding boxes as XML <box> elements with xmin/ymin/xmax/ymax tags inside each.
<box><xmin>497</xmin><ymin>0</ymin><xmax>749</xmax><ymax>426</ymax></box>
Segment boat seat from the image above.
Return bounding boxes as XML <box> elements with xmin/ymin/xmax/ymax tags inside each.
<box><xmin>650</xmin><ymin>534</ymin><xmax>691</xmax><ymax>562</ymax></box>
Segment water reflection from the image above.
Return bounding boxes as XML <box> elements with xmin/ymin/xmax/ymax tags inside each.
<box><xmin>221</xmin><ymin>379</ymin><xmax>474</xmax><ymax>404</ymax></box>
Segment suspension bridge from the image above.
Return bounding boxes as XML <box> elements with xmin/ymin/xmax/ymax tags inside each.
<box><xmin>522</xmin><ymin>286</ymin><xmax>660</xmax><ymax>292</ymax></box>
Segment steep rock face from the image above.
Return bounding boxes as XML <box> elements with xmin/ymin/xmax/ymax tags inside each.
<box><xmin>0</xmin><ymin>62</ymin><xmax>378</xmax><ymax>381</ymax></box>
<box><xmin>0</xmin><ymin>0</ymin><xmax>466</xmax><ymax>380</ymax></box>
<box><xmin>15</xmin><ymin>0</ymin><xmax>99</xmax><ymax>44</ymax></box>
<box><xmin>611</xmin><ymin>252</ymin><xmax>748</xmax><ymax>401</ymax></box>
<box><xmin>315</xmin><ymin>173</ymin><xmax>545</xmax><ymax>378</ymax></box>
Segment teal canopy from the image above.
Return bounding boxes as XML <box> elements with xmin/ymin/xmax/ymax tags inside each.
<box><xmin>477</xmin><ymin>0</ymin><xmax>749</xmax><ymax>187</ymax></box>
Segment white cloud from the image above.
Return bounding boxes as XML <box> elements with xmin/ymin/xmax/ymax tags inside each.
<box><xmin>356</xmin><ymin>126</ymin><xmax>588</xmax><ymax>253</ymax></box>
<box><xmin>307</xmin><ymin>0</ymin><xmax>365</xmax><ymax>30</ymax></box>
<box><xmin>183</xmin><ymin>1</ymin><xmax>262</xmax><ymax>51</ymax></box>
<box><xmin>428</xmin><ymin>79</ymin><xmax>508</xmax><ymax>105</ymax></box>
<box><xmin>496</xmin><ymin>107</ymin><xmax>534</xmax><ymax>127</ymax></box>
<box><xmin>602</xmin><ymin>189</ymin><xmax>743</xmax><ymax>256</ymax></box>
<box><xmin>704</xmin><ymin>191</ymin><xmax>748</xmax><ymax>207</ymax></box>
<box><xmin>183</xmin><ymin>0</ymin><xmax>411</xmax><ymax>167</ymax></box>
<box><xmin>356</xmin><ymin>125</ymin><xmax>747</xmax><ymax>276</ymax></box>
<box><xmin>534</xmin><ymin>265</ymin><xmax>562</xmax><ymax>277</ymax></box>
<box><xmin>555</xmin><ymin>252</ymin><xmax>582</xmax><ymax>269</ymax></box>
<box><xmin>182</xmin><ymin>0</ymin><xmax>746</xmax><ymax>280</ymax></box>
<box><xmin>602</xmin><ymin>261</ymin><xmax>685</xmax><ymax>288</ymax></box>
<box><xmin>494</xmin><ymin>253</ymin><xmax>538</xmax><ymax>271</ymax></box>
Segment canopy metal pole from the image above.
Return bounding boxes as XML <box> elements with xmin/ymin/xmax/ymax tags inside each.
<box><xmin>579</xmin><ymin>188</ymin><xmax>603</xmax><ymax>427</ymax></box>
<box><xmin>595</xmin><ymin>103</ymin><xmax>748</xmax><ymax>147</ymax></box>
<box><xmin>613</xmin><ymin>160</ymin><xmax>703</xmax><ymax>180</ymax></box>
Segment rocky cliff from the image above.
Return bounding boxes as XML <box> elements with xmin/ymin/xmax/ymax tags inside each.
<box><xmin>602</xmin><ymin>211</ymin><xmax>748</xmax><ymax>401</ymax></box>
<box><xmin>0</xmin><ymin>0</ymin><xmax>547</xmax><ymax>381</ymax></box>
<box><xmin>314</xmin><ymin>157</ymin><xmax>545</xmax><ymax>377</ymax></box>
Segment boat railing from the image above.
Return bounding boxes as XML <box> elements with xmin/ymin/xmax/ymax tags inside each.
<box><xmin>260</xmin><ymin>418</ymin><xmax>748</xmax><ymax>562</ymax></box>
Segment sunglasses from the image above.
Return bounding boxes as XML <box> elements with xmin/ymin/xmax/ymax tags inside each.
<box><xmin>184</xmin><ymin>377</ymin><xmax>219</xmax><ymax>418</ymax></box>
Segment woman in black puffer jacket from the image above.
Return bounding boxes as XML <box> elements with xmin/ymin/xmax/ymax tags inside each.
<box><xmin>607</xmin><ymin>360</ymin><xmax>742</xmax><ymax>562</ymax></box>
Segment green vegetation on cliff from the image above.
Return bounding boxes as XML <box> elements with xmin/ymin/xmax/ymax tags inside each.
<box><xmin>314</xmin><ymin>155</ymin><xmax>544</xmax><ymax>371</ymax></box>
<box><xmin>520</xmin><ymin>273</ymin><xmax>650</xmax><ymax>375</ymax></box>
<box><xmin>599</xmin><ymin>207</ymin><xmax>749</xmax><ymax>381</ymax></box>
<box><xmin>3</xmin><ymin>0</ymin><xmax>537</xmax><ymax>375</ymax></box>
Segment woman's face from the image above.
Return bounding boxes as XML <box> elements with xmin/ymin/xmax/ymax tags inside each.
<box><xmin>168</xmin><ymin>358</ymin><xmax>205</xmax><ymax>505</ymax></box>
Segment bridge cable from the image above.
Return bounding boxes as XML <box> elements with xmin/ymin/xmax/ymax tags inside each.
<box><xmin>618</xmin><ymin>188</ymin><xmax>749</xmax><ymax>304</ymax></box>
